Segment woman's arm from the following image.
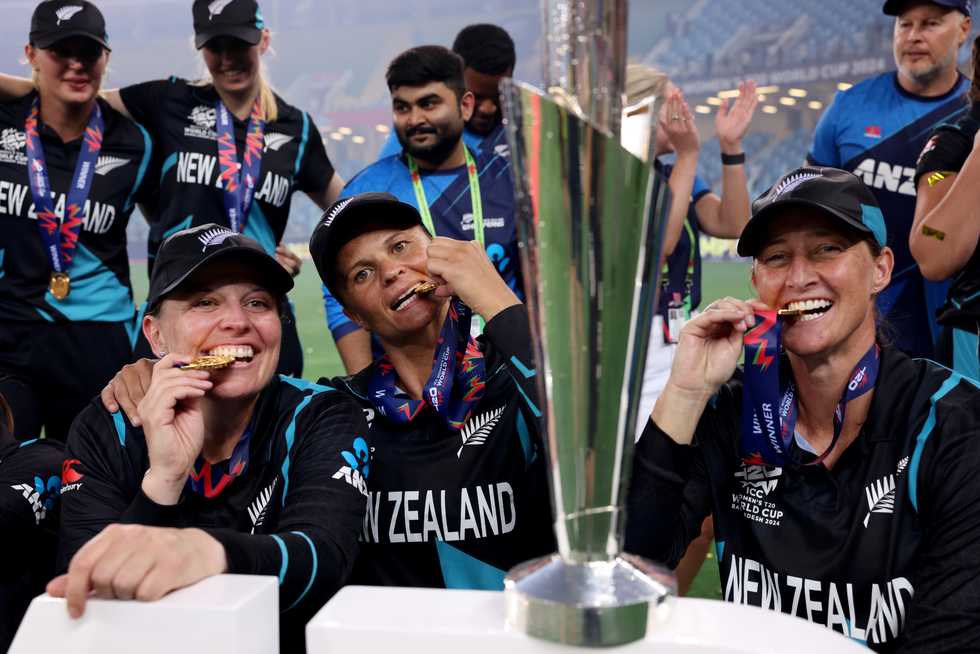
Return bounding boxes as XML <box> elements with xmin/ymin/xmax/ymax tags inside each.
<box><xmin>660</xmin><ymin>90</ymin><xmax>700</xmax><ymax>257</ymax></box>
<box><xmin>0</xmin><ymin>74</ymin><xmax>34</xmax><ymax>101</ymax></box>
<box><xmin>695</xmin><ymin>80</ymin><xmax>757</xmax><ymax>239</ymax></box>
<box><xmin>910</xmin><ymin>130</ymin><xmax>980</xmax><ymax>281</ymax></box>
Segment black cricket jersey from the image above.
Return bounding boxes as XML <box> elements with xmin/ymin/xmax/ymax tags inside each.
<box><xmin>0</xmin><ymin>92</ymin><xmax>155</xmax><ymax>323</ymax></box>
<box><xmin>914</xmin><ymin>100</ymin><xmax>980</xmax><ymax>330</ymax></box>
<box><xmin>325</xmin><ymin>304</ymin><xmax>556</xmax><ymax>589</ymax></box>
<box><xmin>60</xmin><ymin>375</ymin><xmax>369</xmax><ymax>653</ymax></box>
<box><xmin>118</xmin><ymin>78</ymin><xmax>333</xmax><ymax>268</ymax></box>
<box><xmin>0</xmin><ymin>437</ymin><xmax>64</xmax><ymax>652</ymax></box>
<box><xmin>625</xmin><ymin>345</ymin><xmax>980</xmax><ymax>652</ymax></box>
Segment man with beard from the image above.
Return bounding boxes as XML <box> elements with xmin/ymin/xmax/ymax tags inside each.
<box><xmin>807</xmin><ymin>0</ymin><xmax>972</xmax><ymax>359</ymax></box>
<box><xmin>376</xmin><ymin>24</ymin><xmax>516</xmax><ymax>160</ymax></box>
<box><xmin>324</xmin><ymin>46</ymin><xmax>519</xmax><ymax>373</ymax></box>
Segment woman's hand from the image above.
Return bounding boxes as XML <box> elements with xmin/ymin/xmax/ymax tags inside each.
<box><xmin>652</xmin><ymin>297</ymin><xmax>766</xmax><ymax>445</ymax></box>
<box><xmin>714</xmin><ymin>80</ymin><xmax>758</xmax><ymax>153</ymax></box>
<box><xmin>660</xmin><ymin>88</ymin><xmax>700</xmax><ymax>157</ymax></box>
<box><xmin>136</xmin><ymin>355</ymin><xmax>213</xmax><ymax>505</ymax></box>
<box><xmin>47</xmin><ymin>525</ymin><xmax>227</xmax><ymax>619</ymax></box>
<box><xmin>425</xmin><ymin>237</ymin><xmax>520</xmax><ymax>322</ymax></box>
<box><xmin>100</xmin><ymin>358</ymin><xmax>157</xmax><ymax>427</ymax></box>
<box><xmin>275</xmin><ymin>244</ymin><xmax>302</xmax><ymax>277</ymax></box>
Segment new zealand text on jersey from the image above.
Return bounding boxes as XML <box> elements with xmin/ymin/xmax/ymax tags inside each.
<box><xmin>725</xmin><ymin>553</ymin><xmax>913</xmax><ymax>646</ymax></box>
<box><xmin>0</xmin><ymin>180</ymin><xmax>117</xmax><ymax>234</ymax></box>
<box><xmin>362</xmin><ymin>482</ymin><xmax>516</xmax><ymax>544</ymax></box>
<box><xmin>175</xmin><ymin>152</ymin><xmax>290</xmax><ymax>207</ymax></box>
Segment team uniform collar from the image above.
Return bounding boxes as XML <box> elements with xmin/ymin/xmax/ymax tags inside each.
<box><xmin>891</xmin><ymin>70</ymin><xmax>968</xmax><ymax>103</ymax></box>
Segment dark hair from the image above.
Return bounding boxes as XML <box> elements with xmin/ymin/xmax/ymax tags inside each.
<box><xmin>452</xmin><ymin>24</ymin><xmax>516</xmax><ymax>75</ymax></box>
<box><xmin>971</xmin><ymin>34</ymin><xmax>980</xmax><ymax>103</ymax></box>
<box><xmin>0</xmin><ymin>394</ymin><xmax>12</xmax><ymax>439</ymax></box>
<box><xmin>386</xmin><ymin>45</ymin><xmax>467</xmax><ymax>100</ymax></box>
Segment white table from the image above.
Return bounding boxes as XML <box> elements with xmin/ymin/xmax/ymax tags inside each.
<box><xmin>9</xmin><ymin>574</ymin><xmax>278</xmax><ymax>654</ymax></box>
<box><xmin>307</xmin><ymin>585</ymin><xmax>867</xmax><ymax>653</ymax></box>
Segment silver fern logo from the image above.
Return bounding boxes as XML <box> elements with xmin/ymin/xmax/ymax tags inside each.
<box><xmin>247</xmin><ymin>478</ymin><xmax>277</xmax><ymax>534</ymax></box>
<box><xmin>55</xmin><ymin>5</ymin><xmax>84</xmax><ymax>25</ymax></box>
<box><xmin>863</xmin><ymin>457</ymin><xmax>908</xmax><ymax>528</ymax></box>
<box><xmin>264</xmin><ymin>132</ymin><xmax>293</xmax><ymax>152</ymax></box>
<box><xmin>457</xmin><ymin>406</ymin><xmax>504</xmax><ymax>458</ymax></box>
<box><xmin>197</xmin><ymin>226</ymin><xmax>236</xmax><ymax>251</ymax></box>
<box><xmin>95</xmin><ymin>155</ymin><xmax>130</xmax><ymax>176</ymax></box>
<box><xmin>322</xmin><ymin>197</ymin><xmax>353</xmax><ymax>228</ymax></box>
<box><xmin>771</xmin><ymin>171</ymin><xmax>821</xmax><ymax>198</ymax></box>
<box><xmin>208</xmin><ymin>0</ymin><xmax>235</xmax><ymax>19</ymax></box>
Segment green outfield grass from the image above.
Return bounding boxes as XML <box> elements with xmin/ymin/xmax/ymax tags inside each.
<box><xmin>130</xmin><ymin>258</ymin><xmax>752</xmax><ymax>599</ymax></box>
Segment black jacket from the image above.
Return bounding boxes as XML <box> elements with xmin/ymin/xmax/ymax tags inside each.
<box><xmin>60</xmin><ymin>375</ymin><xmax>369</xmax><ymax>653</ymax></box>
<box><xmin>626</xmin><ymin>345</ymin><xmax>980</xmax><ymax>652</ymax></box>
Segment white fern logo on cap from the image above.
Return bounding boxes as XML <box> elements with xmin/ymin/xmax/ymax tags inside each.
<box><xmin>56</xmin><ymin>5</ymin><xmax>84</xmax><ymax>25</ymax></box>
<box><xmin>771</xmin><ymin>171</ymin><xmax>821</xmax><ymax>198</ymax></box>
<box><xmin>322</xmin><ymin>197</ymin><xmax>354</xmax><ymax>228</ymax></box>
<box><xmin>197</xmin><ymin>227</ymin><xmax>236</xmax><ymax>251</ymax></box>
<box><xmin>208</xmin><ymin>0</ymin><xmax>234</xmax><ymax>19</ymax></box>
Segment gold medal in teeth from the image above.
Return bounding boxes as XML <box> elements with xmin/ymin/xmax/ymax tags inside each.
<box><xmin>181</xmin><ymin>354</ymin><xmax>236</xmax><ymax>370</ymax></box>
<box><xmin>414</xmin><ymin>281</ymin><xmax>438</xmax><ymax>295</ymax></box>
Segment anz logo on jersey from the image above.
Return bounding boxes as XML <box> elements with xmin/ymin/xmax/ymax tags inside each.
<box><xmin>332</xmin><ymin>436</ymin><xmax>370</xmax><ymax>498</ymax></box>
<box><xmin>852</xmin><ymin>158</ymin><xmax>916</xmax><ymax>196</ymax></box>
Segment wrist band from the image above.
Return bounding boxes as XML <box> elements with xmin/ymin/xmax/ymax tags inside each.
<box><xmin>721</xmin><ymin>152</ymin><xmax>746</xmax><ymax>165</ymax></box>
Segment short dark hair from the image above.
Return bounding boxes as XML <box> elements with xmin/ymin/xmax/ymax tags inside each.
<box><xmin>452</xmin><ymin>24</ymin><xmax>516</xmax><ymax>75</ymax></box>
<box><xmin>386</xmin><ymin>45</ymin><xmax>467</xmax><ymax>100</ymax></box>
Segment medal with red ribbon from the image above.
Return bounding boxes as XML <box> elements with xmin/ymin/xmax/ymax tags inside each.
<box><xmin>215</xmin><ymin>97</ymin><xmax>265</xmax><ymax>233</ymax></box>
<box><xmin>741</xmin><ymin>308</ymin><xmax>880</xmax><ymax>466</ymax></box>
<box><xmin>24</xmin><ymin>96</ymin><xmax>104</xmax><ymax>301</ymax></box>
<box><xmin>368</xmin><ymin>298</ymin><xmax>486</xmax><ymax>430</ymax></box>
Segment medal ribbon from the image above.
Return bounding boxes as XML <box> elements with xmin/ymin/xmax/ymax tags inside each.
<box><xmin>741</xmin><ymin>309</ymin><xmax>880</xmax><ymax>466</ymax></box>
<box><xmin>406</xmin><ymin>147</ymin><xmax>485</xmax><ymax>246</ymax></box>
<box><xmin>187</xmin><ymin>416</ymin><xmax>255</xmax><ymax>499</ymax></box>
<box><xmin>368</xmin><ymin>298</ymin><xmax>486</xmax><ymax>430</ymax></box>
<box><xmin>25</xmin><ymin>97</ymin><xmax>104</xmax><ymax>276</ymax></box>
<box><xmin>215</xmin><ymin>98</ymin><xmax>265</xmax><ymax>233</ymax></box>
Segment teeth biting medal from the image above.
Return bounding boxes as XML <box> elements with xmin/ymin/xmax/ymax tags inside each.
<box><xmin>179</xmin><ymin>355</ymin><xmax>237</xmax><ymax>371</ymax></box>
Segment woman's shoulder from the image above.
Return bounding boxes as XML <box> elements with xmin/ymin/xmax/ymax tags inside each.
<box><xmin>874</xmin><ymin>346</ymin><xmax>980</xmax><ymax>429</ymax></box>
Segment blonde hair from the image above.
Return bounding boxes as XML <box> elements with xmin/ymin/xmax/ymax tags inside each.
<box><xmin>625</xmin><ymin>63</ymin><xmax>670</xmax><ymax>108</ymax></box>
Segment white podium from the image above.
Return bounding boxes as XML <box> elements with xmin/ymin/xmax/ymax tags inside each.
<box><xmin>9</xmin><ymin>574</ymin><xmax>278</xmax><ymax>654</ymax></box>
<box><xmin>307</xmin><ymin>586</ymin><xmax>866</xmax><ymax>653</ymax></box>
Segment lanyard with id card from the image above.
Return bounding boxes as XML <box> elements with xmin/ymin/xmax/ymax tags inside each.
<box><xmin>663</xmin><ymin>218</ymin><xmax>697</xmax><ymax>343</ymax></box>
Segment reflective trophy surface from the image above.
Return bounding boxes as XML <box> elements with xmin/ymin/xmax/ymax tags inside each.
<box><xmin>500</xmin><ymin>0</ymin><xmax>676</xmax><ymax>647</ymax></box>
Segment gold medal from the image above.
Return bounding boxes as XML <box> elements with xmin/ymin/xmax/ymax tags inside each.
<box><xmin>180</xmin><ymin>355</ymin><xmax>236</xmax><ymax>371</ymax></box>
<box><xmin>49</xmin><ymin>272</ymin><xmax>70</xmax><ymax>301</ymax></box>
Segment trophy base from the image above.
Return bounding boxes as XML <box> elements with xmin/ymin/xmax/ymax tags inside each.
<box><xmin>504</xmin><ymin>552</ymin><xmax>676</xmax><ymax>647</ymax></box>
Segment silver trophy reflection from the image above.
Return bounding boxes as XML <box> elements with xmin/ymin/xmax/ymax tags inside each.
<box><xmin>501</xmin><ymin>0</ymin><xmax>676</xmax><ymax>647</ymax></box>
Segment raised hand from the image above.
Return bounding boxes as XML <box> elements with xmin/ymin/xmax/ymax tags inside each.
<box><xmin>715</xmin><ymin>79</ymin><xmax>758</xmax><ymax>152</ymax></box>
<box><xmin>659</xmin><ymin>87</ymin><xmax>700</xmax><ymax>156</ymax></box>
<box><xmin>136</xmin><ymin>354</ymin><xmax>212</xmax><ymax>504</ymax></box>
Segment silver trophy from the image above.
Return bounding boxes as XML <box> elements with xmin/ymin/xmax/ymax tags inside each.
<box><xmin>501</xmin><ymin>0</ymin><xmax>675</xmax><ymax>646</ymax></box>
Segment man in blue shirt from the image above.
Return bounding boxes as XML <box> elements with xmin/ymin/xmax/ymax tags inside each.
<box><xmin>324</xmin><ymin>45</ymin><xmax>519</xmax><ymax>372</ymax></box>
<box><xmin>807</xmin><ymin>0</ymin><xmax>972</xmax><ymax>358</ymax></box>
<box><xmin>376</xmin><ymin>24</ymin><xmax>515</xmax><ymax>160</ymax></box>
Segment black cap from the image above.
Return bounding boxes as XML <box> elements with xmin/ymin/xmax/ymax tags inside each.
<box><xmin>310</xmin><ymin>193</ymin><xmax>426</xmax><ymax>299</ymax></box>
<box><xmin>30</xmin><ymin>1</ymin><xmax>110</xmax><ymax>51</ymax></box>
<box><xmin>193</xmin><ymin>0</ymin><xmax>265</xmax><ymax>49</ymax></box>
<box><xmin>883</xmin><ymin>0</ymin><xmax>972</xmax><ymax>16</ymax></box>
<box><xmin>737</xmin><ymin>167</ymin><xmax>888</xmax><ymax>257</ymax></box>
<box><xmin>147</xmin><ymin>223</ymin><xmax>293</xmax><ymax>311</ymax></box>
